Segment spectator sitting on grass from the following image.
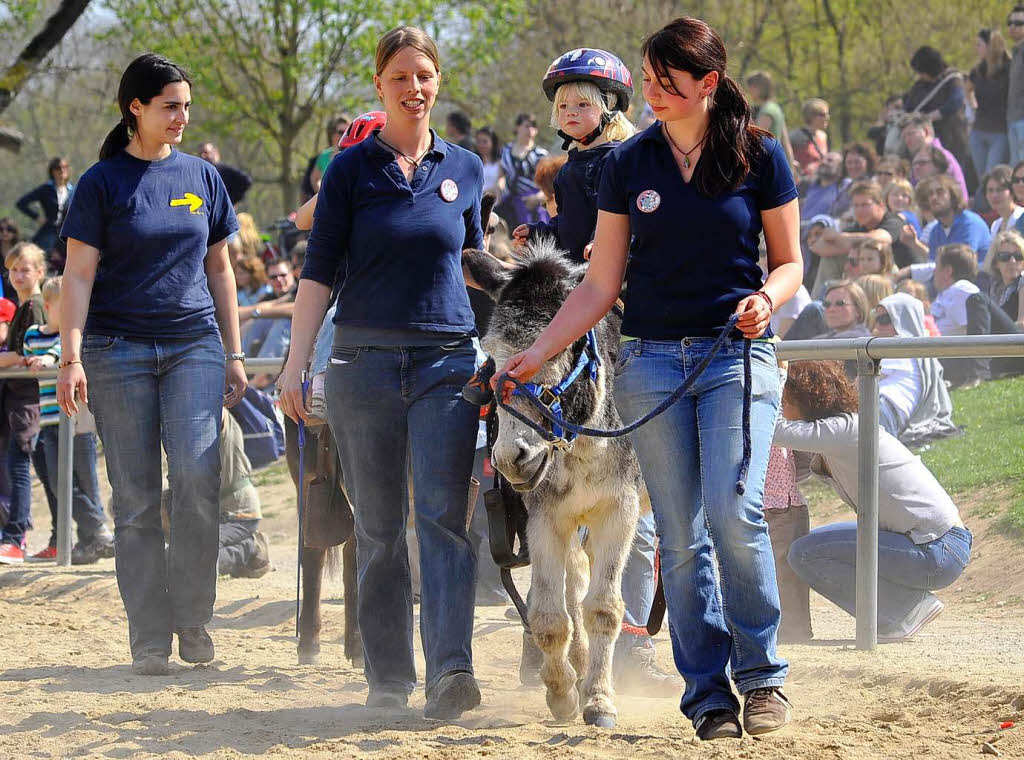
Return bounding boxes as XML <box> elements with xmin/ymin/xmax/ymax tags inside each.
<box><xmin>905</xmin><ymin>174</ymin><xmax>991</xmax><ymax>263</ymax></box>
<box><xmin>897</xmin><ymin>278</ymin><xmax>941</xmax><ymax>335</ymax></box>
<box><xmin>775</xmin><ymin>360</ymin><xmax>971</xmax><ymax>643</ymax></box>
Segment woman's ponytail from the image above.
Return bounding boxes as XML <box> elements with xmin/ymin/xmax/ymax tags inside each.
<box><xmin>99</xmin><ymin>122</ymin><xmax>131</xmax><ymax>161</ymax></box>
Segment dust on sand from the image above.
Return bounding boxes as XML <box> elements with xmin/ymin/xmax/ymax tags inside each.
<box><xmin>1</xmin><ymin>474</ymin><xmax>1021</xmax><ymax>759</ymax></box>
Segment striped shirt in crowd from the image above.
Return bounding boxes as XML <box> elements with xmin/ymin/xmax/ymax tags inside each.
<box><xmin>22</xmin><ymin>325</ymin><xmax>60</xmax><ymax>427</ymax></box>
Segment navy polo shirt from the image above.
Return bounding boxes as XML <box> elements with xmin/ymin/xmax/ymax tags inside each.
<box><xmin>61</xmin><ymin>150</ymin><xmax>238</xmax><ymax>339</ymax></box>
<box><xmin>598</xmin><ymin>125</ymin><xmax>798</xmax><ymax>339</ymax></box>
<box><xmin>527</xmin><ymin>142</ymin><xmax>619</xmax><ymax>263</ymax></box>
<box><xmin>303</xmin><ymin>129</ymin><xmax>485</xmax><ymax>339</ymax></box>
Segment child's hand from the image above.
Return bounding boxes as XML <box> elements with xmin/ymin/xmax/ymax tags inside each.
<box><xmin>512</xmin><ymin>224</ymin><xmax>530</xmax><ymax>246</ymax></box>
<box><xmin>25</xmin><ymin>356</ymin><xmax>46</xmax><ymax>371</ymax></box>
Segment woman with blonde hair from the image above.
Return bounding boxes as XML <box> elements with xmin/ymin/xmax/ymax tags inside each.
<box><xmin>819</xmin><ymin>279</ymin><xmax>871</xmax><ymax>338</ymax></box>
<box><xmin>236</xmin><ymin>212</ymin><xmax>263</xmax><ymax>260</ymax></box>
<box><xmin>883</xmin><ymin>177</ymin><xmax>923</xmax><ymax>235</ymax></box>
<box><xmin>983</xmin><ymin>229</ymin><xmax>1024</xmax><ymax>322</ymax></box>
<box><xmin>277</xmin><ymin>25</ymin><xmax>486</xmax><ymax>719</ymax></box>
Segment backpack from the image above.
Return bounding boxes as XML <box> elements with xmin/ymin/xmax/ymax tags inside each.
<box><xmin>228</xmin><ymin>386</ymin><xmax>286</xmax><ymax>469</ymax></box>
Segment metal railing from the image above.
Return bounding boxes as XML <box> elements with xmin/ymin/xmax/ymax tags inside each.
<box><xmin>4</xmin><ymin>335</ymin><xmax>1024</xmax><ymax>651</ymax></box>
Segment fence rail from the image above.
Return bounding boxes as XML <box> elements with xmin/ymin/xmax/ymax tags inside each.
<box><xmin>5</xmin><ymin>334</ymin><xmax>1024</xmax><ymax>651</ymax></box>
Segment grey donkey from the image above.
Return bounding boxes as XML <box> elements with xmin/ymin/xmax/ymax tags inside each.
<box><xmin>463</xmin><ymin>239</ymin><xmax>647</xmax><ymax>728</ymax></box>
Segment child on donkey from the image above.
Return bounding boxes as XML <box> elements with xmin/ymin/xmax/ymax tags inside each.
<box><xmin>511</xmin><ymin>48</ymin><xmax>682</xmax><ymax>696</ymax></box>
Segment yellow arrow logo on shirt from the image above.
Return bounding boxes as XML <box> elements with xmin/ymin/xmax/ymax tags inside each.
<box><xmin>170</xmin><ymin>192</ymin><xmax>204</xmax><ymax>214</ymax></box>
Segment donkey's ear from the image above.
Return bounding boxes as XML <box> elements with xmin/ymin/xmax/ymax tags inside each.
<box><xmin>463</xmin><ymin>248</ymin><xmax>514</xmax><ymax>299</ymax></box>
<box><xmin>480</xmin><ymin>191</ymin><xmax>497</xmax><ymax>229</ymax></box>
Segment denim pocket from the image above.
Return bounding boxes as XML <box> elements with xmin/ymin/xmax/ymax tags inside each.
<box><xmin>942</xmin><ymin>529</ymin><xmax>972</xmax><ymax>571</ymax></box>
<box><xmin>81</xmin><ymin>334</ymin><xmax>117</xmax><ymax>352</ymax></box>
<box><xmin>614</xmin><ymin>342</ymin><xmax>637</xmax><ymax>375</ymax></box>
<box><xmin>329</xmin><ymin>346</ymin><xmax>361</xmax><ymax>365</ymax></box>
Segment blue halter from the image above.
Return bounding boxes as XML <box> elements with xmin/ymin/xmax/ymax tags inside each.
<box><xmin>512</xmin><ymin>328</ymin><xmax>601</xmax><ymax>449</ymax></box>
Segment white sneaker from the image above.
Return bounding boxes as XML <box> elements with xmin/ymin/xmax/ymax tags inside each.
<box><xmin>878</xmin><ymin>595</ymin><xmax>944</xmax><ymax>642</ymax></box>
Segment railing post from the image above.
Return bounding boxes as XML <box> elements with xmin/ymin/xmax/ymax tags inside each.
<box><xmin>56</xmin><ymin>412</ymin><xmax>75</xmax><ymax>567</ymax></box>
<box><xmin>855</xmin><ymin>350</ymin><xmax>881</xmax><ymax>650</ymax></box>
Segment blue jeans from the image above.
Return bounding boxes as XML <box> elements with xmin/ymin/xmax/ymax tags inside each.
<box><xmin>969</xmin><ymin>129</ymin><xmax>1010</xmax><ymax>176</ymax></box>
<box><xmin>35</xmin><ymin>428</ymin><xmax>107</xmax><ymax>545</ymax></box>
<box><xmin>310</xmin><ymin>305</ymin><xmax>337</xmax><ymax>376</ymax></box>
<box><xmin>616</xmin><ymin>510</ymin><xmax>657</xmax><ymax>653</ymax></box>
<box><xmin>325</xmin><ymin>339</ymin><xmax>479</xmax><ymax>696</ymax></box>
<box><xmin>1</xmin><ymin>430</ymin><xmax>37</xmax><ymax>546</ymax></box>
<box><xmin>787</xmin><ymin>523</ymin><xmax>971</xmax><ymax>634</ymax></box>
<box><xmin>83</xmin><ymin>333</ymin><xmax>225</xmax><ymax>659</ymax></box>
<box><xmin>1009</xmin><ymin>119</ymin><xmax>1024</xmax><ymax>165</ymax></box>
<box><xmin>614</xmin><ymin>338</ymin><xmax>787</xmax><ymax>723</ymax></box>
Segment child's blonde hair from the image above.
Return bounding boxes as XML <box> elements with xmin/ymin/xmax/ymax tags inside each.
<box><xmin>4</xmin><ymin>241</ymin><xmax>46</xmax><ymax>271</ymax></box>
<box><xmin>550</xmin><ymin>82</ymin><xmax>636</xmax><ymax>147</ymax></box>
<box><xmin>41</xmin><ymin>275</ymin><xmax>62</xmax><ymax>302</ymax></box>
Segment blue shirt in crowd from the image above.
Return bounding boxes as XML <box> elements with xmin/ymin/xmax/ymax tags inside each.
<box><xmin>598</xmin><ymin>126</ymin><xmax>798</xmax><ymax>339</ymax></box>
<box><xmin>61</xmin><ymin>150</ymin><xmax>238</xmax><ymax>339</ymax></box>
<box><xmin>526</xmin><ymin>142</ymin><xmax>619</xmax><ymax>263</ymax></box>
<box><xmin>302</xmin><ymin>130</ymin><xmax>485</xmax><ymax>338</ymax></box>
<box><xmin>925</xmin><ymin>209</ymin><xmax>991</xmax><ymax>263</ymax></box>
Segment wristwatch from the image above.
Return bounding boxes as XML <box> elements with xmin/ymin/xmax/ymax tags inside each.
<box><xmin>252</xmin><ymin>307</ymin><xmax>262</xmax><ymax>318</ymax></box>
<box><xmin>225</xmin><ymin>352</ymin><xmax>246</xmax><ymax>362</ymax></box>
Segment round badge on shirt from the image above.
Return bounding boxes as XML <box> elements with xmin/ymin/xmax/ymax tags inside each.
<box><xmin>637</xmin><ymin>190</ymin><xmax>661</xmax><ymax>213</ymax></box>
<box><xmin>440</xmin><ymin>179</ymin><xmax>459</xmax><ymax>202</ymax></box>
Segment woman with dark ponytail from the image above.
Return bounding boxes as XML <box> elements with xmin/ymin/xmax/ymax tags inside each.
<box><xmin>56</xmin><ymin>53</ymin><xmax>246</xmax><ymax>675</ymax></box>
<box><xmin>496</xmin><ymin>17</ymin><xmax>803</xmax><ymax>740</ymax></box>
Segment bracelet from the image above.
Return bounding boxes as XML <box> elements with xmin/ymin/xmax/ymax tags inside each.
<box><xmin>225</xmin><ymin>352</ymin><xmax>246</xmax><ymax>362</ymax></box>
<box><xmin>752</xmin><ymin>290</ymin><xmax>774</xmax><ymax>314</ymax></box>
<box><xmin>58</xmin><ymin>359</ymin><xmax>82</xmax><ymax>369</ymax></box>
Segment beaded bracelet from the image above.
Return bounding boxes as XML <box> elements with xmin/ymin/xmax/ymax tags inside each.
<box><xmin>752</xmin><ymin>290</ymin><xmax>774</xmax><ymax>314</ymax></box>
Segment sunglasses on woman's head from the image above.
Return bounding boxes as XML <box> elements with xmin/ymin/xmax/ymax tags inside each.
<box><xmin>874</xmin><ymin>312</ymin><xmax>892</xmax><ymax>326</ymax></box>
<box><xmin>823</xmin><ymin>298</ymin><xmax>851</xmax><ymax>308</ymax></box>
<box><xmin>996</xmin><ymin>250</ymin><xmax>1024</xmax><ymax>262</ymax></box>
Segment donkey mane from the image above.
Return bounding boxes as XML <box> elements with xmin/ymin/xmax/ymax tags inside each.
<box><xmin>499</xmin><ymin>238</ymin><xmax>586</xmax><ymax>318</ymax></box>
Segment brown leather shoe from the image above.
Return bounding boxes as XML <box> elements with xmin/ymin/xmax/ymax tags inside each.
<box><xmin>743</xmin><ymin>688</ymin><xmax>792</xmax><ymax>735</ymax></box>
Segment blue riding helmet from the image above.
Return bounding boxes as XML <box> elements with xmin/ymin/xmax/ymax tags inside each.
<box><xmin>542</xmin><ymin>48</ymin><xmax>633</xmax><ymax>113</ymax></box>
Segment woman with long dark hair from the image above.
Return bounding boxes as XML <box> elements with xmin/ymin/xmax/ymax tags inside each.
<box><xmin>56</xmin><ymin>53</ymin><xmax>245</xmax><ymax>676</ymax></box>
<box><xmin>277</xmin><ymin>26</ymin><xmax>485</xmax><ymax>720</ymax></box>
<box><xmin>495</xmin><ymin>17</ymin><xmax>802</xmax><ymax>740</ymax></box>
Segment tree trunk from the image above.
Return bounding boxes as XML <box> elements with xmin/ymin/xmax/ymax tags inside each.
<box><xmin>0</xmin><ymin>0</ymin><xmax>92</xmax><ymax>117</ymax></box>
<box><xmin>278</xmin><ymin>135</ymin><xmax>297</xmax><ymax>215</ymax></box>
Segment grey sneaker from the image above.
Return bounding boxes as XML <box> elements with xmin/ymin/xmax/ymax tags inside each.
<box><xmin>424</xmin><ymin>671</ymin><xmax>481</xmax><ymax>720</ymax></box>
<box><xmin>879</xmin><ymin>595</ymin><xmax>944</xmax><ymax>643</ymax></box>
<box><xmin>743</xmin><ymin>687</ymin><xmax>792</xmax><ymax>735</ymax></box>
<box><xmin>307</xmin><ymin>373</ymin><xmax>328</xmax><ymax>427</ymax></box>
<box><xmin>177</xmin><ymin>626</ymin><xmax>215</xmax><ymax>663</ymax></box>
<box><xmin>615</xmin><ymin>645</ymin><xmax>684</xmax><ymax>697</ymax></box>
<box><xmin>131</xmin><ymin>653</ymin><xmax>169</xmax><ymax>676</ymax></box>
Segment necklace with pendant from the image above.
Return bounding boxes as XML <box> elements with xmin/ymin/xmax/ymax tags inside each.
<box><xmin>375</xmin><ymin>134</ymin><xmax>431</xmax><ymax>171</ymax></box>
<box><xmin>662</xmin><ymin>124</ymin><xmax>706</xmax><ymax>170</ymax></box>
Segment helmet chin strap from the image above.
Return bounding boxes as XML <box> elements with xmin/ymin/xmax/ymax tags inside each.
<box><xmin>557</xmin><ymin>113</ymin><xmax>612</xmax><ymax>150</ymax></box>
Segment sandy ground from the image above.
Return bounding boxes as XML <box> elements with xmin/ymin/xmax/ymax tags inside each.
<box><xmin>1</xmin><ymin>466</ymin><xmax>1022</xmax><ymax>759</ymax></box>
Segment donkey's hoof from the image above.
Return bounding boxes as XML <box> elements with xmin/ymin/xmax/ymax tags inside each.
<box><xmin>546</xmin><ymin>685</ymin><xmax>580</xmax><ymax>722</ymax></box>
<box><xmin>297</xmin><ymin>649</ymin><xmax>320</xmax><ymax>666</ymax></box>
<box><xmin>583</xmin><ymin>708</ymin><xmax>617</xmax><ymax>728</ymax></box>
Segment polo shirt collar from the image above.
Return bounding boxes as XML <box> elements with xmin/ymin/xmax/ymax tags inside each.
<box><xmin>636</xmin><ymin>121</ymin><xmax>667</xmax><ymax>144</ymax></box>
<box><xmin>367</xmin><ymin>128</ymin><xmax>447</xmax><ymax>162</ymax></box>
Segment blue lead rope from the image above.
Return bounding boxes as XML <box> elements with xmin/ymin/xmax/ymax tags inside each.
<box><xmin>295</xmin><ymin>374</ymin><xmax>309</xmax><ymax>639</ymax></box>
<box><xmin>498</xmin><ymin>314</ymin><xmax>754</xmax><ymax>496</ymax></box>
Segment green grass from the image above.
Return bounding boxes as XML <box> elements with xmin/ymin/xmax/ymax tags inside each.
<box><xmin>920</xmin><ymin>375</ymin><xmax>1024</xmax><ymax>539</ymax></box>
<box><xmin>251</xmin><ymin>459</ymin><xmax>290</xmax><ymax>488</ymax></box>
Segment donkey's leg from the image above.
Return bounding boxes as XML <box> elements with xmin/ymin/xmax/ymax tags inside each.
<box><xmin>341</xmin><ymin>537</ymin><xmax>364</xmax><ymax>667</ymax></box>
<box><xmin>527</xmin><ymin>509</ymin><xmax>579</xmax><ymax>722</ymax></box>
<box><xmin>298</xmin><ymin>547</ymin><xmax>328</xmax><ymax>665</ymax></box>
<box><xmin>579</xmin><ymin>498</ymin><xmax>638</xmax><ymax>728</ymax></box>
<box><xmin>565</xmin><ymin>532</ymin><xmax>590</xmax><ymax>690</ymax></box>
